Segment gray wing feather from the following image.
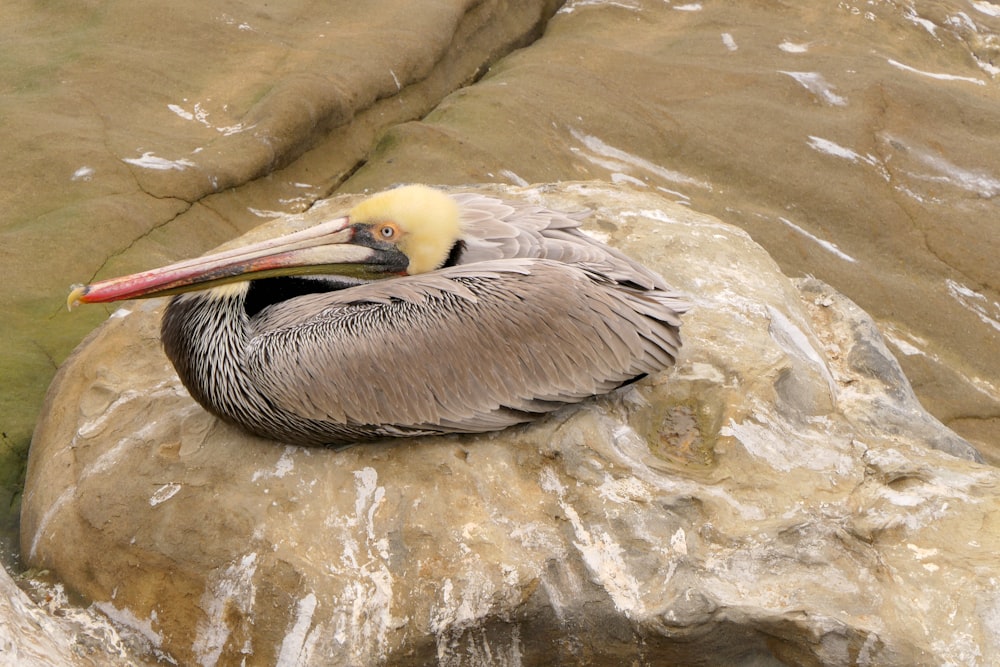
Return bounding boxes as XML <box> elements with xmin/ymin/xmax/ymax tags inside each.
<box><xmin>246</xmin><ymin>259</ymin><xmax>684</xmax><ymax>433</ymax></box>
<box><xmin>453</xmin><ymin>192</ymin><xmax>670</xmax><ymax>291</ymax></box>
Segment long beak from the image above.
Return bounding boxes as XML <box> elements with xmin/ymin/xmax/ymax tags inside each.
<box><xmin>69</xmin><ymin>216</ymin><xmax>397</xmax><ymax>308</ymax></box>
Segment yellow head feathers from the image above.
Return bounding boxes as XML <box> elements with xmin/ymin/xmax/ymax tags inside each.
<box><xmin>349</xmin><ymin>185</ymin><xmax>462</xmax><ymax>275</ymax></box>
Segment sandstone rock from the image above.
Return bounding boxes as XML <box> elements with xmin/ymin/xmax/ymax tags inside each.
<box><xmin>0</xmin><ymin>565</ymin><xmax>143</xmax><ymax>666</ymax></box>
<box><xmin>0</xmin><ymin>566</ymin><xmax>88</xmax><ymax>666</ymax></box>
<box><xmin>21</xmin><ymin>184</ymin><xmax>994</xmax><ymax>666</ymax></box>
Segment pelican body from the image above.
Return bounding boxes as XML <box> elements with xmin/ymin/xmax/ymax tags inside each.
<box><xmin>71</xmin><ymin>186</ymin><xmax>689</xmax><ymax>446</ymax></box>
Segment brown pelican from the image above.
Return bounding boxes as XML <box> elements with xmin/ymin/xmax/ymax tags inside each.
<box><xmin>69</xmin><ymin>185</ymin><xmax>689</xmax><ymax>446</ymax></box>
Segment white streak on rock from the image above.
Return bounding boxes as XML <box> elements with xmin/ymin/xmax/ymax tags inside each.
<box><xmin>779</xmin><ymin>40</ymin><xmax>809</xmax><ymax>53</ymax></box>
<box><xmin>558</xmin><ymin>0</ymin><xmax>640</xmax><ymax>14</ymax></box>
<box><xmin>903</xmin><ymin>7</ymin><xmax>939</xmax><ymax>37</ymax></box>
<box><xmin>500</xmin><ymin>169</ymin><xmax>529</xmax><ymax>187</ymax></box>
<box><xmin>887</xmin><ymin>58</ymin><xmax>985</xmax><ymax>85</ymax></box>
<box><xmin>247</xmin><ymin>207</ymin><xmax>287</xmax><ymax>219</ymax></box>
<box><xmin>807</xmin><ymin>135</ymin><xmax>889</xmax><ymax>180</ymax></box>
<box><xmin>722</xmin><ymin>416</ymin><xmax>853</xmax><ymax>474</ymax></box>
<box><xmin>540</xmin><ymin>466</ymin><xmax>642</xmax><ymax>615</ymax></box>
<box><xmin>149</xmin><ymin>483</ymin><xmax>181</xmax><ymax>507</ymax></box>
<box><xmin>598</xmin><ymin>475</ymin><xmax>651</xmax><ymax>503</ymax></box>
<box><xmin>92</xmin><ymin>601</ymin><xmax>164</xmax><ymax>649</ymax></box>
<box><xmin>71</xmin><ymin>166</ymin><xmax>94</xmax><ymax>181</ymax></box>
<box><xmin>570</xmin><ymin>128</ymin><xmax>713</xmax><ymax>190</ymax></box>
<box><xmin>808</xmin><ymin>135</ymin><xmax>863</xmax><ymax>162</ymax></box>
<box><xmin>911</xmin><ymin>150</ymin><xmax>1000</xmax><ymax>198</ymax></box>
<box><xmin>779</xmin><ymin>71</ymin><xmax>848</xmax><ymax>106</ymax></box>
<box><xmin>167</xmin><ymin>104</ymin><xmax>194</xmax><ymax>121</ymax></box>
<box><xmin>767</xmin><ymin>305</ymin><xmax>835</xmax><ymax>384</ymax></box>
<box><xmin>192</xmin><ymin>553</ymin><xmax>258</xmax><ymax>667</ymax></box>
<box><xmin>252</xmin><ymin>446</ymin><xmax>297</xmax><ymax>482</ymax></box>
<box><xmin>972</xmin><ymin>1</ymin><xmax>1000</xmax><ymax>17</ymax></box>
<box><xmin>882</xmin><ymin>330</ymin><xmax>924</xmax><ymax>356</ymax></box>
<box><xmin>325</xmin><ymin>467</ymin><xmax>397</xmax><ymax>662</ymax></box>
<box><xmin>670</xmin><ymin>528</ymin><xmax>688</xmax><ymax>555</ymax></box>
<box><xmin>777</xmin><ymin>216</ymin><xmax>858</xmax><ymax>263</ymax></box>
<box><xmin>946</xmin><ymin>280</ymin><xmax>1000</xmax><ymax>332</ymax></box>
<box><xmin>78</xmin><ymin>390</ymin><xmax>142</xmax><ymax>440</ymax></box>
<box><xmin>611</xmin><ymin>172</ymin><xmax>647</xmax><ymax>188</ymax></box>
<box><xmin>167</xmin><ymin>101</ymin><xmax>251</xmax><ymax>135</ymax></box>
<box><xmin>275</xmin><ymin>593</ymin><xmax>318</xmax><ymax>667</ymax></box>
<box><xmin>28</xmin><ymin>487</ymin><xmax>75</xmax><ymax>561</ymax></box>
<box><xmin>122</xmin><ymin>152</ymin><xmax>196</xmax><ymax>171</ymax></box>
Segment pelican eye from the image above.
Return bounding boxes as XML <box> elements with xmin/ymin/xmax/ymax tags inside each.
<box><xmin>375</xmin><ymin>222</ymin><xmax>401</xmax><ymax>241</ymax></box>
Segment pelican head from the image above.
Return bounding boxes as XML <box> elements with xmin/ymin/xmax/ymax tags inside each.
<box><xmin>348</xmin><ymin>185</ymin><xmax>461</xmax><ymax>275</ymax></box>
<box><xmin>69</xmin><ymin>185</ymin><xmax>463</xmax><ymax>306</ymax></box>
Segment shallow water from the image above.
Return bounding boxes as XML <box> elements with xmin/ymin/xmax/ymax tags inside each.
<box><xmin>1</xmin><ymin>0</ymin><xmax>998</xmax><ymax>587</ymax></box>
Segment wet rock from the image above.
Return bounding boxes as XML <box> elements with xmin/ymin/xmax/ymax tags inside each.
<box><xmin>0</xmin><ymin>567</ymin><xmax>86</xmax><ymax>666</ymax></box>
<box><xmin>0</xmin><ymin>565</ymin><xmax>143</xmax><ymax>666</ymax></box>
<box><xmin>21</xmin><ymin>184</ymin><xmax>995</xmax><ymax>666</ymax></box>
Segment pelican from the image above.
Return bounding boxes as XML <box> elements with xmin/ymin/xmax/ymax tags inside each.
<box><xmin>69</xmin><ymin>185</ymin><xmax>689</xmax><ymax>446</ymax></box>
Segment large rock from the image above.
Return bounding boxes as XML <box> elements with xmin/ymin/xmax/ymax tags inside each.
<box><xmin>0</xmin><ymin>563</ymin><xmax>151</xmax><ymax>665</ymax></box>
<box><xmin>0</xmin><ymin>566</ymin><xmax>111</xmax><ymax>666</ymax></box>
<box><xmin>21</xmin><ymin>184</ymin><xmax>994</xmax><ymax>666</ymax></box>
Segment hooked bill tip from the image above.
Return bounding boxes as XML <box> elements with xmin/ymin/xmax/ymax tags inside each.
<box><xmin>67</xmin><ymin>284</ymin><xmax>87</xmax><ymax>311</ymax></box>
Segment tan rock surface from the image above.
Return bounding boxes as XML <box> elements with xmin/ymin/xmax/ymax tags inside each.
<box><xmin>22</xmin><ymin>184</ymin><xmax>994</xmax><ymax>666</ymax></box>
